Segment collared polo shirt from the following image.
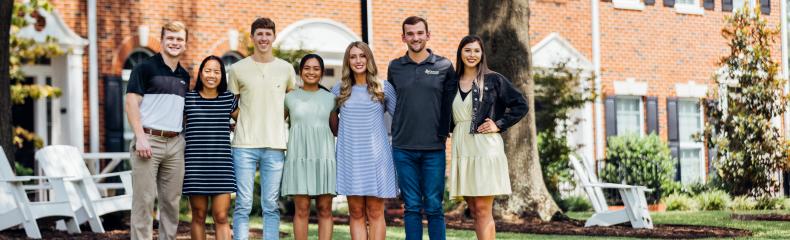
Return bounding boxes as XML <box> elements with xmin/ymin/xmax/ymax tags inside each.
<box><xmin>387</xmin><ymin>49</ymin><xmax>456</xmax><ymax>150</ymax></box>
<box><xmin>126</xmin><ymin>53</ymin><xmax>190</xmax><ymax>132</ymax></box>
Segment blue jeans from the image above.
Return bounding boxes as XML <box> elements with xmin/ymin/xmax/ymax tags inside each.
<box><xmin>393</xmin><ymin>148</ymin><xmax>446</xmax><ymax>240</ymax></box>
<box><xmin>232</xmin><ymin>148</ymin><xmax>284</xmax><ymax>240</ymax></box>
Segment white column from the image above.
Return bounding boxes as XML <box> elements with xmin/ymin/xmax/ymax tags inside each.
<box><xmin>781</xmin><ymin>0</ymin><xmax>789</xmax><ymax>136</ymax></box>
<box><xmin>366</xmin><ymin>0</ymin><xmax>374</xmax><ymax>49</ymax></box>
<box><xmin>88</xmin><ymin>0</ymin><xmax>99</xmax><ymax>153</ymax></box>
<box><xmin>592</xmin><ymin>0</ymin><xmax>604</xmax><ymax>161</ymax></box>
<box><xmin>66</xmin><ymin>49</ymin><xmax>85</xmax><ymax>151</ymax></box>
<box><xmin>34</xmin><ymin>75</ymin><xmax>49</xmax><ymax>147</ymax></box>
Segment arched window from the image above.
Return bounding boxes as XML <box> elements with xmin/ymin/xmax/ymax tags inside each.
<box><xmin>221</xmin><ymin>51</ymin><xmax>244</xmax><ymax>70</ymax></box>
<box><xmin>116</xmin><ymin>49</ymin><xmax>153</xmax><ymax>151</ymax></box>
<box><xmin>122</xmin><ymin>49</ymin><xmax>155</xmax><ymax>81</ymax></box>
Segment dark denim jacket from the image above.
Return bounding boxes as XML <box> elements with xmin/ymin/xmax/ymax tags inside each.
<box><xmin>455</xmin><ymin>72</ymin><xmax>528</xmax><ymax>134</ymax></box>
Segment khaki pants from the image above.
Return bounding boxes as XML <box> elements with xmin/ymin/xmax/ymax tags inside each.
<box><xmin>130</xmin><ymin>134</ymin><xmax>185</xmax><ymax>240</ymax></box>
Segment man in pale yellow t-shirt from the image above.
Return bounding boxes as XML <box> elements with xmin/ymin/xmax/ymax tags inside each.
<box><xmin>228</xmin><ymin>17</ymin><xmax>296</xmax><ymax>240</ymax></box>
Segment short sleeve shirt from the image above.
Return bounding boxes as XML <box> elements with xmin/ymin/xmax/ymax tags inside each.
<box><xmin>125</xmin><ymin>53</ymin><xmax>190</xmax><ymax>132</ymax></box>
<box><xmin>228</xmin><ymin>57</ymin><xmax>297</xmax><ymax>149</ymax></box>
<box><xmin>387</xmin><ymin>50</ymin><xmax>455</xmax><ymax>150</ymax></box>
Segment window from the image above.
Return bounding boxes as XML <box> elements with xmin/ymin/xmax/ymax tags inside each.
<box><xmin>616</xmin><ymin>97</ymin><xmax>643</xmax><ymax>135</ymax></box>
<box><xmin>612</xmin><ymin>0</ymin><xmax>646</xmax><ymax>11</ymax></box>
<box><xmin>678</xmin><ymin>99</ymin><xmax>704</xmax><ymax>184</ymax></box>
<box><xmin>121</xmin><ymin>49</ymin><xmax>154</xmax><ymax>151</ymax></box>
<box><xmin>675</xmin><ymin>0</ymin><xmax>704</xmax><ymax>15</ymax></box>
<box><xmin>221</xmin><ymin>51</ymin><xmax>244</xmax><ymax>70</ymax></box>
<box><xmin>732</xmin><ymin>0</ymin><xmax>746</xmax><ymax>11</ymax></box>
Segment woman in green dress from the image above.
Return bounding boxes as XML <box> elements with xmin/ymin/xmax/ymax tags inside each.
<box><xmin>281</xmin><ymin>54</ymin><xmax>339</xmax><ymax>240</ymax></box>
<box><xmin>449</xmin><ymin>35</ymin><xmax>528</xmax><ymax>240</ymax></box>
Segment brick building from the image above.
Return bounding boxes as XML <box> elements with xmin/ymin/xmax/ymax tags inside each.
<box><xmin>14</xmin><ymin>0</ymin><xmax>468</xmax><ymax>161</ymax></box>
<box><xmin>529</xmin><ymin>0</ymin><xmax>785</xmax><ymax>185</ymax></box>
<box><xmin>14</xmin><ymin>0</ymin><xmax>789</xmax><ymax>186</ymax></box>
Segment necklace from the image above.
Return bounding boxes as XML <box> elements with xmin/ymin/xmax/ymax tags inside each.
<box><xmin>255</xmin><ymin>61</ymin><xmax>266</xmax><ymax>81</ymax></box>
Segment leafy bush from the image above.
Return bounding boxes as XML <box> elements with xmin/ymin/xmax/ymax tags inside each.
<box><xmin>538</xmin><ymin>132</ymin><xmax>573</xmax><ymax>200</ymax></box>
<box><xmin>695</xmin><ymin>190</ymin><xmax>731</xmax><ymax>211</ymax></box>
<box><xmin>730</xmin><ymin>196</ymin><xmax>757</xmax><ymax>211</ymax></box>
<box><xmin>601</xmin><ymin>134</ymin><xmax>675</xmax><ymax>203</ymax></box>
<box><xmin>703</xmin><ymin>6</ymin><xmax>789</xmax><ymax>197</ymax></box>
<box><xmin>674</xmin><ymin>182</ymin><xmax>722</xmax><ymax>196</ymax></box>
<box><xmin>663</xmin><ymin>193</ymin><xmax>698</xmax><ymax>211</ymax></box>
<box><xmin>14</xmin><ymin>162</ymin><xmax>33</xmax><ymax>176</ymax></box>
<box><xmin>443</xmin><ymin>186</ymin><xmax>460</xmax><ymax>212</ymax></box>
<box><xmin>557</xmin><ymin>195</ymin><xmax>593</xmax><ymax>212</ymax></box>
<box><xmin>755</xmin><ymin>197</ymin><xmax>785</xmax><ymax>210</ymax></box>
<box><xmin>782</xmin><ymin>198</ymin><xmax>790</xmax><ymax>210</ymax></box>
<box><xmin>534</xmin><ymin>62</ymin><xmax>595</xmax><ymax>200</ymax></box>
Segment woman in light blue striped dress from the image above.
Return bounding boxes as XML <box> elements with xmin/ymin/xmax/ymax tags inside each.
<box><xmin>331</xmin><ymin>41</ymin><xmax>398</xmax><ymax>240</ymax></box>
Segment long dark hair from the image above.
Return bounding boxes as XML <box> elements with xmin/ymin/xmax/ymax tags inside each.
<box><xmin>455</xmin><ymin>35</ymin><xmax>492</xmax><ymax>99</ymax></box>
<box><xmin>299</xmin><ymin>54</ymin><xmax>330</xmax><ymax>91</ymax></box>
<box><xmin>194</xmin><ymin>55</ymin><xmax>228</xmax><ymax>93</ymax></box>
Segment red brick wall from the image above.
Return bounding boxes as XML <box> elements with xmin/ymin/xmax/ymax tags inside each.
<box><xmin>43</xmin><ymin>0</ymin><xmax>785</xmax><ymax>154</ymax></box>
<box><xmin>529</xmin><ymin>0</ymin><xmax>783</xmax><ymax>162</ymax></box>
<box><xmin>47</xmin><ymin>0</ymin><xmax>468</xmax><ymax>151</ymax></box>
<box><xmin>371</xmin><ymin>0</ymin><xmax>469</xmax><ymax>77</ymax></box>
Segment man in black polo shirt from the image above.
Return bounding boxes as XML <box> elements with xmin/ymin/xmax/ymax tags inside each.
<box><xmin>387</xmin><ymin>16</ymin><xmax>456</xmax><ymax>240</ymax></box>
<box><xmin>125</xmin><ymin>21</ymin><xmax>190</xmax><ymax>240</ymax></box>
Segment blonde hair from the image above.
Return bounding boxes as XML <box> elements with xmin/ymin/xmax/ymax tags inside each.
<box><xmin>336</xmin><ymin>41</ymin><xmax>384</xmax><ymax>107</ymax></box>
<box><xmin>161</xmin><ymin>21</ymin><xmax>188</xmax><ymax>41</ymax></box>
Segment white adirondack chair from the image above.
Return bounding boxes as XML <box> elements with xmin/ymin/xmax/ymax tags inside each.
<box><xmin>0</xmin><ymin>147</ymin><xmax>82</xmax><ymax>239</ymax></box>
<box><xmin>569</xmin><ymin>154</ymin><xmax>654</xmax><ymax>229</ymax></box>
<box><xmin>34</xmin><ymin>145</ymin><xmax>133</xmax><ymax>233</ymax></box>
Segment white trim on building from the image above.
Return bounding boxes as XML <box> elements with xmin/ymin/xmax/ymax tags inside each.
<box><xmin>675</xmin><ymin>0</ymin><xmax>705</xmax><ymax>15</ymax></box>
<box><xmin>613</xmin><ymin>0</ymin><xmax>646</xmax><ymax>11</ymax></box>
<box><xmin>532</xmin><ymin>33</ymin><xmax>596</xmax><ymax>164</ymax></box>
<box><xmin>275</xmin><ymin>18</ymin><xmax>361</xmax><ymax>87</ymax></box>
<box><xmin>17</xmin><ymin>9</ymin><xmax>88</xmax><ymax>151</ymax></box>
<box><xmin>675</xmin><ymin>81</ymin><xmax>709</xmax><ymax>98</ymax></box>
<box><xmin>614</xmin><ymin>78</ymin><xmax>648</xmax><ymax>96</ymax></box>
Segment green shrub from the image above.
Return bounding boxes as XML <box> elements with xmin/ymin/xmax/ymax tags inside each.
<box><xmin>538</xmin><ymin>132</ymin><xmax>574</xmax><ymax>201</ymax></box>
<box><xmin>730</xmin><ymin>196</ymin><xmax>757</xmax><ymax>211</ymax></box>
<box><xmin>14</xmin><ymin>162</ymin><xmax>33</xmax><ymax>176</ymax></box>
<box><xmin>534</xmin><ymin>62</ymin><xmax>595</xmax><ymax>200</ymax></box>
<box><xmin>755</xmin><ymin>197</ymin><xmax>785</xmax><ymax>210</ymax></box>
<box><xmin>702</xmin><ymin>7</ymin><xmax>790</xmax><ymax>197</ymax></box>
<box><xmin>663</xmin><ymin>193</ymin><xmax>698</xmax><ymax>211</ymax></box>
<box><xmin>601</xmin><ymin>134</ymin><xmax>675</xmax><ymax>203</ymax></box>
<box><xmin>782</xmin><ymin>198</ymin><xmax>790</xmax><ymax>210</ymax></box>
<box><xmin>443</xmin><ymin>186</ymin><xmax>460</xmax><ymax>212</ymax></box>
<box><xmin>695</xmin><ymin>190</ymin><xmax>731</xmax><ymax>211</ymax></box>
<box><xmin>558</xmin><ymin>195</ymin><xmax>593</xmax><ymax>212</ymax></box>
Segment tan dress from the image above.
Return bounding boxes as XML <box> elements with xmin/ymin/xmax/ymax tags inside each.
<box><xmin>448</xmin><ymin>91</ymin><xmax>512</xmax><ymax>199</ymax></box>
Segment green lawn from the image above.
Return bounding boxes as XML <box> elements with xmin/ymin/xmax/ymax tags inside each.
<box><xmin>182</xmin><ymin>210</ymin><xmax>790</xmax><ymax>239</ymax></box>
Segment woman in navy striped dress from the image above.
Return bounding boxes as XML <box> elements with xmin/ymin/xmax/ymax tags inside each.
<box><xmin>183</xmin><ymin>55</ymin><xmax>238</xmax><ymax>240</ymax></box>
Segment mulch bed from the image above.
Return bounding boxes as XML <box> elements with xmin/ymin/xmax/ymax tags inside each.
<box><xmin>0</xmin><ymin>215</ymin><xmax>269</xmax><ymax>240</ymax></box>
<box><xmin>441</xmin><ymin>214</ymin><xmax>751</xmax><ymax>239</ymax></box>
<box><xmin>1</xmin><ymin>213</ymin><xmax>751</xmax><ymax>239</ymax></box>
<box><xmin>732</xmin><ymin>213</ymin><xmax>790</xmax><ymax>221</ymax></box>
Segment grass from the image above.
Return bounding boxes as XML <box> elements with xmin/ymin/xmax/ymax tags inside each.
<box><xmin>181</xmin><ymin>210</ymin><xmax>790</xmax><ymax>239</ymax></box>
<box><xmin>567</xmin><ymin>210</ymin><xmax>790</xmax><ymax>239</ymax></box>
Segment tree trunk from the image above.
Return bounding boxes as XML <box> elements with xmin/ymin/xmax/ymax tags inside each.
<box><xmin>468</xmin><ymin>0</ymin><xmax>561</xmax><ymax>222</ymax></box>
<box><xmin>0</xmin><ymin>0</ymin><xmax>14</xmax><ymax>165</ymax></box>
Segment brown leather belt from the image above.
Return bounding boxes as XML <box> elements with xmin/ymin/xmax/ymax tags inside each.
<box><xmin>144</xmin><ymin>128</ymin><xmax>180</xmax><ymax>138</ymax></box>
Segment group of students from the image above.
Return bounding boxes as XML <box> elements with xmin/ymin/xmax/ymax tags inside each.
<box><xmin>125</xmin><ymin>16</ymin><xmax>528</xmax><ymax>240</ymax></box>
